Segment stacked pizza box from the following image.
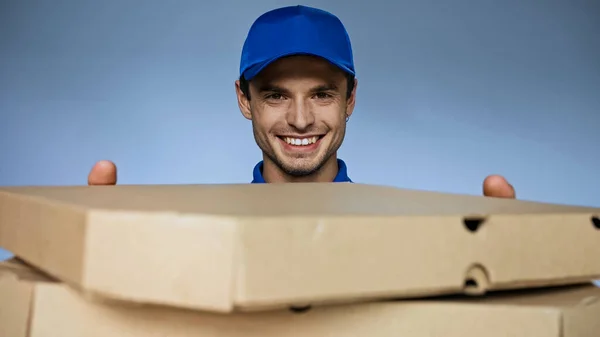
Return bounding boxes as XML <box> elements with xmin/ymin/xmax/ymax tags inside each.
<box><xmin>0</xmin><ymin>183</ymin><xmax>599</xmax><ymax>337</ymax></box>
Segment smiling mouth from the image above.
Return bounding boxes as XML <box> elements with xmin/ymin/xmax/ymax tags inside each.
<box><xmin>278</xmin><ymin>135</ymin><xmax>323</xmax><ymax>146</ymax></box>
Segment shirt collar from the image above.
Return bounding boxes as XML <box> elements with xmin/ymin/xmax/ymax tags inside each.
<box><xmin>251</xmin><ymin>159</ymin><xmax>353</xmax><ymax>183</ymax></box>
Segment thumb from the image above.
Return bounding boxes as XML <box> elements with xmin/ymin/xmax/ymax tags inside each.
<box><xmin>482</xmin><ymin>174</ymin><xmax>516</xmax><ymax>199</ymax></box>
<box><xmin>88</xmin><ymin>160</ymin><xmax>117</xmax><ymax>185</ymax></box>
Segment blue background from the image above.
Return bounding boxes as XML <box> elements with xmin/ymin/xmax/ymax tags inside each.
<box><xmin>0</xmin><ymin>0</ymin><xmax>598</xmax><ymax>262</ymax></box>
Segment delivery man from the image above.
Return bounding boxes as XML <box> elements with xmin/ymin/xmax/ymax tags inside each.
<box><xmin>86</xmin><ymin>5</ymin><xmax>517</xmax><ymax>199</ymax></box>
<box><xmin>0</xmin><ymin>5</ymin><xmax>515</xmax><ymax>262</ymax></box>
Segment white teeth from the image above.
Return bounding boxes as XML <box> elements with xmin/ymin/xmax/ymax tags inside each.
<box><xmin>284</xmin><ymin>136</ymin><xmax>319</xmax><ymax>146</ymax></box>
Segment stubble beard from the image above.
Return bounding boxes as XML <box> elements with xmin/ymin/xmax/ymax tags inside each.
<box><xmin>251</xmin><ymin>121</ymin><xmax>344</xmax><ymax>178</ymax></box>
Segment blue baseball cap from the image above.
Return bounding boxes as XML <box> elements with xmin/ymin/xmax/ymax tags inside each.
<box><xmin>239</xmin><ymin>5</ymin><xmax>355</xmax><ymax>81</ymax></box>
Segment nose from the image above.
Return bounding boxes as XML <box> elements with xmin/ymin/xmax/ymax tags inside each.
<box><xmin>286</xmin><ymin>98</ymin><xmax>315</xmax><ymax>130</ymax></box>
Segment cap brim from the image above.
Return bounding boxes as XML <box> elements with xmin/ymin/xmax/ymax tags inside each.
<box><xmin>242</xmin><ymin>51</ymin><xmax>355</xmax><ymax>80</ymax></box>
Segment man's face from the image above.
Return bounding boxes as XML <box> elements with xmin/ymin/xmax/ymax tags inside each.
<box><xmin>236</xmin><ymin>55</ymin><xmax>357</xmax><ymax>178</ymax></box>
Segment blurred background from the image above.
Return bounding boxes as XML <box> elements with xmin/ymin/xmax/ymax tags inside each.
<box><xmin>0</xmin><ymin>0</ymin><xmax>598</xmax><ymax>259</ymax></box>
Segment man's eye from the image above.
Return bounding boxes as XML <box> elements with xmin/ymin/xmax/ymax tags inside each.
<box><xmin>315</xmin><ymin>92</ymin><xmax>331</xmax><ymax>99</ymax></box>
<box><xmin>267</xmin><ymin>93</ymin><xmax>283</xmax><ymax>100</ymax></box>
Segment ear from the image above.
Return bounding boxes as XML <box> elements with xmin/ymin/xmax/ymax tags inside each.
<box><xmin>235</xmin><ymin>79</ymin><xmax>252</xmax><ymax>120</ymax></box>
<box><xmin>345</xmin><ymin>78</ymin><xmax>358</xmax><ymax>118</ymax></box>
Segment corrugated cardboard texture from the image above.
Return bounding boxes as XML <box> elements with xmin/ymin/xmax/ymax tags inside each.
<box><xmin>1</xmin><ymin>260</ymin><xmax>599</xmax><ymax>337</ymax></box>
<box><xmin>0</xmin><ymin>183</ymin><xmax>599</xmax><ymax>312</ymax></box>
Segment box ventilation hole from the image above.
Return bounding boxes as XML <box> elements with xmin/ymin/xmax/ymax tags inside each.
<box><xmin>463</xmin><ymin>217</ymin><xmax>486</xmax><ymax>233</ymax></box>
<box><xmin>289</xmin><ymin>305</ymin><xmax>312</xmax><ymax>314</ymax></box>
<box><xmin>592</xmin><ymin>216</ymin><xmax>600</xmax><ymax>230</ymax></box>
<box><xmin>463</xmin><ymin>263</ymin><xmax>490</xmax><ymax>296</ymax></box>
<box><xmin>464</xmin><ymin>278</ymin><xmax>478</xmax><ymax>288</ymax></box>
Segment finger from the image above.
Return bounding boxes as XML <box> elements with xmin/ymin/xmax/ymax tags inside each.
<box><xmin>482</xmin><ymin>174</ymin><xmax>516</xmax><ymax>199</ymax></box>
<box><xmin>87</xmin><ymin>160</ymin><xmax>117</xmax><ymax>185</ymax></box>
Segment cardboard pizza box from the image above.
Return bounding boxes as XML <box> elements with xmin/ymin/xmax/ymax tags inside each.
<box><xmin>0</xmin><ymin>183</ymin><xmax>599</xmax><ymax>313</ymax></box>
<box><xmin>1</xmin><ymin>259</ymin><xmax>599</xmax><ymax>337</ymax></box>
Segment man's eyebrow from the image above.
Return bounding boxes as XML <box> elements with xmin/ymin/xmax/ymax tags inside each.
<box><xmin>257</xmin><ymin>84</ymin><xmax>289</xmax><ymax>93</ymax></box>
<box><xmin>257</xmin><ymin>83</ymin><xmax>339</xmax><ymax>93</ymax></box>
<box><xmin>311</xmin><ymin>84</ymin><xmax>339</xmax><ymax>92</ymax></box>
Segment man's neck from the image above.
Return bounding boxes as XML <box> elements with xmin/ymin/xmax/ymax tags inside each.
<box><xmin>261</xmin><ymin>155</ymin><xmax>339</xmax><ymax>183</ymax></box>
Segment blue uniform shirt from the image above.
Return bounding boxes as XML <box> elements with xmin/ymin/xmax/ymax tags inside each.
<box><xmin>251</xmin><ymin>159</ymin><xmax>353</xmax><ymax>183</ymax></box>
